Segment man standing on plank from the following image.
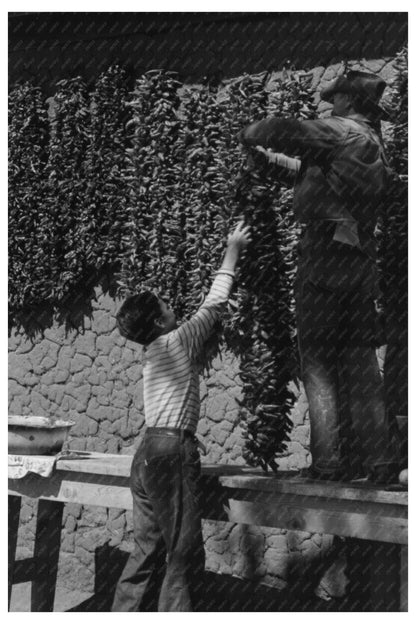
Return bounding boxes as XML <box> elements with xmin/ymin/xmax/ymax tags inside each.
<box><xmin>239</xmin><ymin>71</ymin><xmax>399</xmax><ymax>484</ymax></box>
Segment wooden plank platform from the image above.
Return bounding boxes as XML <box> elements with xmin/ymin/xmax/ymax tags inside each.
<box><xmin>8</xmin><ymin>452</ymin><xmax>408</xmax><ymax>611</ymax></box>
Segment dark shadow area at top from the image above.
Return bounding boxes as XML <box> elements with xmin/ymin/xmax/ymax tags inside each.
<box><xmin>9</xmin><ymin>13</ymin><xmax>407</xmax><ymax>95</ymax></box>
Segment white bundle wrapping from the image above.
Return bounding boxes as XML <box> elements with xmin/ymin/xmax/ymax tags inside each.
<box><xmin>8</xmin><ymin>454</ymin><xmax>58</xmax><ymax>479</ymax></box>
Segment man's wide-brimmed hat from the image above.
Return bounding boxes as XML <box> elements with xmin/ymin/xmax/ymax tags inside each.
<box><xmin>320</xmin><ymin>70</ymin><xmax>389</xmax><ymax>120</ymax></box>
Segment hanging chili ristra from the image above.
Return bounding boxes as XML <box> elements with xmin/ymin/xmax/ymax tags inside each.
<box><xmin>42</xmin><ymin>77</ymin><xmax>91</xmax><ymax>308</ymax></box>
<box><xmin>8</xmin><ymin>82</ymin><xmax>49</xmax><ymax>326</ymax></box>
<box><xmin>84</xmin><ymin>65</ymin><xmax>130</xmax><ymax>281</ymax></box>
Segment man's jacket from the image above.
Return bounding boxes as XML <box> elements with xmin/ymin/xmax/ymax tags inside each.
<box><xmin>242</xmin><ymin>114</ymin><xmax>392</xmax><ymax>292</ymax></box>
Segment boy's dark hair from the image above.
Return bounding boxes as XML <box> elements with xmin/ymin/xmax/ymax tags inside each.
<box><xmin>116</xmin><ymin>291</ymin><xmax>162</xmax><ymax>345</ymax></box>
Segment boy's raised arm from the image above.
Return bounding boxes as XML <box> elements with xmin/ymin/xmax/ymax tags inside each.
<box><xmin>176</xmin><ymin>222</ymin><xmax>251</xmax><ymax>362</ymax></box>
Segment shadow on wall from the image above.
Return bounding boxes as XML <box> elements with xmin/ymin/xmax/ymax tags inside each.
<box><xmin>65</xmin><ymin>540</ymin><xmax>381</xmax><ymax>612</ymax></box>
<box><xmin>12</xmin><ymin>270</ymin><xmax>118</xmax><ymax>340</ymax></box>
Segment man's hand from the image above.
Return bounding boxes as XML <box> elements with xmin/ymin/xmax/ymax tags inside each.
<box><xmin>237</xmin><ymin>128</ymin><xmax>249</xmax><ymax>147</ymax></box>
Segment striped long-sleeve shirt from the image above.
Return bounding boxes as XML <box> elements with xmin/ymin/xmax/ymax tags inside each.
<box><xmin>142</xmin><ymin>270</ymin><xmax>234</xmax><ymax>432</ymax></box>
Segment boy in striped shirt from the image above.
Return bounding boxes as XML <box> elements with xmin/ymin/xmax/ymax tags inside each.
<box><xmin>112</xmin><ymin>222</ymin><xmax>251</xmax><ymax>612</ymax></box>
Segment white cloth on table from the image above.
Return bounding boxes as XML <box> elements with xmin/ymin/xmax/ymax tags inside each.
<box><xmin>8</xmin><ymin>454</ymin><xmax>58</xmax><ymax>479</ymax></box>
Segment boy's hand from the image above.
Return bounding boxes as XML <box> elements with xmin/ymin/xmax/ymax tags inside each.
<box><xmin>227</xmin><ymin>222</ymin><xmax>251</xmax><ymax>251</ymax></box>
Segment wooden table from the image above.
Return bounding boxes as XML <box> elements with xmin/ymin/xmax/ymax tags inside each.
<box><xmin>9</xmin><ymin>453</ymin><xmax>408</xmax><ymax>612</ymax></box>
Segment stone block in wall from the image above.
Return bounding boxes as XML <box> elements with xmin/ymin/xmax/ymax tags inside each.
<box><xmin>315</xmin><ymin>554</ymin><xmax>349</xmax><ymax>601</ymax></box>
<box><xmin>57</xmin><ymin>552</ymin><xmax>95</xmax><ymax>591</ymax></box>
<box><xmin>319</xmin><ymin>62</ymin><xmax>344</xmax><ymax>85</ymax></box>
<box><xmin>287</xmin><ymin>530</ymin><xmax>312</xmax><ymax>550</ymax></box>
<box><xmin>85</xmin><ymin>396</ymin><xmax>103</xmax><ymax>422</ymax></box>
<box><xmin>299</xmin><ymin>537</ymin><xmax>322</xmax><ymax>560</ymax></box>
<box><xmin>15</xmin><ymin>546</ymin><xmax>33</xmax><ymax>561</ymax></box>
<box><xmin>57</xmin><ymin>345</ymin><xmax>75</xmax><ymax>368</ymax></box>
<box><xmin>54</xmin><ymin>368</ymin><xmax>70</xmax><ymax>384</ymax></box>
<box><xmin>109</xmin><ymin>390</ymin><xmax>131</xmax><ymax>410</ymax></box>
<box><xmin>266</xmin><ymin>533</ymin><xmax>288</xmax><ymax>552</ymax></box>
<box><xmin>8</xmin><ymin>379</ymin><xmax>30</xmax><ymax>411</ymax></box>
<box><xmin>14</xmin><ymin>336</ymin><xmax>36</xmax><ymax>355</ymax></box>
<box><xmin>78</xmin><ymin>506</ymin><xmax>107</xmax><ymax>528</ymax></box>
<box><xmin>106</xmin><ymin>438</ymin><xmax>122</xmax><ymax>454</ymax></box>
<box><xmin>196</xmin><ymin>419</ymin><xmax>210</xmax><ymax>436</ymax></box>
<box><xmin>231</xmin><ymin>525</ymin><xmax>266</xmax><ymax>580</ymax></box>
<box><xmin>204</xmin><ymin>445</ymin><xmax>222</xmax><ymax>463</ymax></box>
<box><xmin>27</xmin><ymin>389</ymin><xmax>51</xmax><ymax>414</ymax></box>
<box><xmin>8</xmin><ymin>329</ymin><xmax>21</xmax><ymax>351</ymax></box>
<box><xmin>28</xmin><ymin>341</ymin><xmax>60</xmax><ymax>370</ymax></box>
<box><xmin>96</xmin><ymin>291</ymin><xmax>118</xmax><ymax>314</ymax></box>
<box><xmin>78</xmin><ymin>528</ymin><xmax>107</xmax><ymax>553</ymax></box>
<box><xmin>62</xmin><ymin>532</ymin><xmax>76</xmax><ymax>553</ymax></box>
<box><xmin>92</xmin><ymin>310</ymin><xmax>117</xmax><ymax>334</ymax></box>
<box><xmin>70</xmin><ymin>354</ymin><xmax>93</xmax><ymax>374</ymax></box>
<box><xmin>199</xmin><ymin>378</ymin><xmax>208</xmax><ymax>402</ymax></box>
<box><xmin>65</xmin><ymin>503</ymin><xmax>82</xmax><ymax>518</ymax></box>
<box><xmin>8</xmin><ymin>353</ymin><xmax>36</xmax><ymax>386</ymax></box>
<box><xmin>291</xmin><ymin>392</ymin><xmax>308</xmax><ymax>426</ymax></box>
<box><xmin>64</xmin><ymin>514</ymin><xmax>77</xmax><ymax>533</ymax></box>
<box><xmin>90</xmin><ymin>405</ymin><xmax>125</xmax><ymax>424</ymax></box>
<box><xmin>65</xmin><ymin>382</ymin><xmax>91</xmax><ymax>410</ymax></box>
<box><xmin>125</xmin><ymin>365</ymin><xmax>142</xmax><ymax>384</ymax></box>
<box><xmin>19</xmin><ymin>500</ymin><xmax>35</xmax><ymax>523</ymax></box>
<box><xmin>60</xmin><ymin>394</ymin><xmax>81</xmax><ymax>414</ymax></box>
<box><xmin>291</xmin><ymin>424</ymin><xmax>309</xmax><ymax>447</ymax></box>
<box><xmin>118</xmin><ymin>415</ymin><xmax>136</xmax><ymax>439</ymax></box>
<box><xmin>223</xmin><ymin>431</ymin><xmax>244</xmax><ymax>457</ymax></box>
<box><xmin>118</xmin><ymin>346</ymin><xmax>139</xmax><ymax>366</ymax></box>
<box><xmin>93</xmin><ymin>355</ymin><xmax>113</xmax><ymax>375</ymax></box>
<box><xmin>96</xmin><ymin>334</ymin><xmax>114</xmax><ymax>356</ymax></box>
<box><xmin>263</xmin><ymin>547</ymin><xmax>289</xmax><ymax>581</ymax></box>
<box><xmin>95</xmin><ymin>392</ymin><xmax>111</xmax><ymax>407</ymax></box>
<box><xmin>226</xmin><ymin>384</ymin><xmax>243</xmax><ymax>401</ymax></box>
<box><xmin>108</xmin><ymin>529</ymin><xmax>124</xmax><ymax>547</ymax></box>
<box><xmin>308</xmin><ymin>66</ymin><xmax>326</xmax><ymax>90</ymax></box>
<box><xmin>204</xmin><ymin>395</ymin><xmax>226</xmax><ymax>422</ymax></box>
<box><xmin>73</xmin><ymin>332</ymin><xmax>97</xmax><ymax>357</ymax></box>
<box><xmin>276</xmin><ymin>446</ymin><xmax>309</xmax><ymax>472</ymax></box>
<box><xmin>361</xmin><ymin>58</ymin><xmax>387</xmax><ymax>73</ymax></box>
<box><xmin>84</xmin><ymin>438</ymin><xmax>106</xmax><ymax>453</ymax></box>
<box><xmin>219</xmin><ymin>419</ymin><xmax>234</xmax><ymax>433</ymax></box>
<box><xmin>68</xmin><ymin>437</ymin><xmax>87</xmax><ymax>451</ymax></box>
<box><xmin>210</xmin><ymin>424</ymin><xmax>230</xmax><ymax>447</ymax></box>
<box><xmin>109</xmin><ymin>345</ymin><xmax>122</xmax><ymax>364</ymax></box>
<box><xmin>379</xmin><ymin>59</ymin><xmax>398</xmax><ymax>84</ymax></box>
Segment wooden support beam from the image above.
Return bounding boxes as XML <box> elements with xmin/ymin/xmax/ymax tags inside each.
<box><xmin>8</xmin><ymin>472</ymin><xmax>132</xmax><ymax>510</ymax></box>
<box><xmin>31</xmin><ymin>499</ymin><xmax>64</xmax><ymax>612</ymax></box>
<box><xmin>13</xmin><ymin>558</ymin><xmax>35</xmax><ymax>584</ymax></box>
<box><xmin>218</xmin><ymin>473</ymin><xmax>408</xmax><ymax>506</ymax></box>
<box><xmin>368</xmin><ymin>541</ymin><xmax>402</xmax><ymax>611</ymax></box>
<box><xmin>400</xmin><ymin>545</ymin><xmax>408</xmax><ymax>612</ymax></box>
<box><xmin>222</xmin><ymin>488</ymin><xmax>407</xmax><ymax>544</ymax></box>
<box><xmin>8</xmin><ymin>495</ymin><xmax>21</xmax><ymax>610</ymax></box>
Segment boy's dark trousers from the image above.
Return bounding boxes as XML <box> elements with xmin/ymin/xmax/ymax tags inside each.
<box><xmin>111</xmin><ymin>428</ymin><xmax>206</xmax><ymax>611</ymax></box>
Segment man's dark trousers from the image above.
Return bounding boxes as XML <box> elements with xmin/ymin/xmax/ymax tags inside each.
<box><xmin>111</xmin><ymin>428</ymin><xmax>205</xmax><ymax>611</ymax></box>
<box><xmin>295</xmin><ymin>251</ymin><xmax>399</xmax><ymax>478</ymax></box>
